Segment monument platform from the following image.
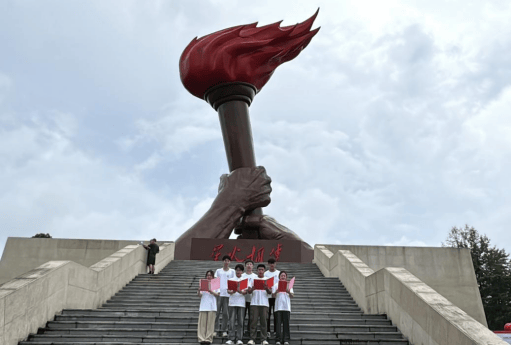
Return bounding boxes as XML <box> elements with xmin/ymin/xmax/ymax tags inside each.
<box><xmin>0</xmin><ymin>237</ymin><xmax>507</xmax><ymax>345</ymax></box>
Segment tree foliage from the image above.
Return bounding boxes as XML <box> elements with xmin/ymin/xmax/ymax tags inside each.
<box><xmin>32</xmin><ymin>233</ymin><xmax>52</xmax><ymax>238</ymax></box>
<box><xmin>443</xmin><ymin>225</ymin><xmax>511</xmax><ymax>330</ymax></box>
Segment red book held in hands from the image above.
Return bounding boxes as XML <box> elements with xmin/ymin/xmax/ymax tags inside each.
<box><xmin>228</xmin><ymin>278</ymin><xmax>249</xmax><ymax>292</ymax></box>
<box><xmin>253</xmin><ymin>279</ymin><xmax>266</xmax><ymax>290</ymax></box>
<box><xmin>239</xmin><ymin>278</ymin><xmax>248</xmax><ymax>291</ymax></box>
<box><xmin>278</xmin><ymin>277</ymin><xmax>296</xmax><ymax>292</ymax></box>
<box><xmin>289</xmin><ymin>277</ymin><xmax>295</xmax><ymax>289</ymax></box>
<box><xmin>200</xmin><ymin>279</ymin><xmax>210</xmax><ymax>292</ymax></box>
<box><xmin>266</xmin><ymin>276</ymin><xmax>274</xmax><ymax>288</ymax></box>
<box><xmin>227</xmin><ymin>279</ymin><xmax>238</xmax><ymax>291</ymax></box>
<box><xmin>210</xmin><ymin>277</ymin><xmax>220</xmax><ymax>291</ymax></box>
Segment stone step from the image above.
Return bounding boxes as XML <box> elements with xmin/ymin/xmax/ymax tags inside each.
<box><xmin>163</xmin><ymin>261</ymin><xmax>315</xmax><ymax>264</ymax></box>
<box><xmin>113</xmin><ymin>291</ymin><xmax>353</xmax><ymax>298</ymax></box>
<box><xmin>21</xmin><ymin>341</ymin><xmax>408</xmax><ymax>345</ymax></box>
<box><xmin>137</xmin><ymin>273</ymin><xmax>330</xmax><ymax>279</ymax></box>
<box><xmin>107</xmin><ymin>296</ymin><xmax>358</xmax><ymax>305</ymax></box>
<box><xmin>110</xmin><ymin>297</ymin><xmax>355</xmax><ymax>304</ymax></box>
<box><xmin>55</xmin><ymin>309</ymin><xmax>390</xmax><ymax>324</ymax></box>
<box><xmin>39</xmin><ymin>329</ymin><xmax>404</xmax><ymax>339</ymax></box>
<box><xmin>26</xmin><ymin>331</ymin><xmax>406</xmax><ymax>342</ymax></box>
<box><xmin>101</xmin><ymin>302</ymin><xmax>362</xmax><ymax>312</ymax></box>
<box><xmin>116</xmin><ymin>288</ymin><xmax>352</xmax><ymax>297</ymax></box>
<box><xmin>44</xmin><ymin>323</ymin><xmax>399</xmax><ymax>333</ymax></box>
<box><xmin>133</xmin><ymin>272</ymin><xmax>342</xmax><ymax>284</ymax></box>
<box><xmin>123</xmin><ymin>282</ymin><xmax>346</xmax><ymax>289</ymax></box>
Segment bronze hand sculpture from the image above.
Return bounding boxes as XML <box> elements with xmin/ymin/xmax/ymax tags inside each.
<box><xmin>174</xmin><ymin>167</ymin><xmax>312</xmax><ymax>259</ymax></box>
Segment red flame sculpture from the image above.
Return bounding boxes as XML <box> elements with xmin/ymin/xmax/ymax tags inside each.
<box><xmin>180</xmin><ymin>10</ymin><xmax>320</xmax><ymax>99</ymax></box>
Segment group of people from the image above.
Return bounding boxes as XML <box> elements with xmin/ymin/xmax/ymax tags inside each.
<box><xmin>198</xmin><ymin>256</ymin><xmax>294</xmax><ymax>345</ymax></box>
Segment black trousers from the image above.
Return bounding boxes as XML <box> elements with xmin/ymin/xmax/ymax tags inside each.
<box><xmin>244</xmin><ymin>302</ymin><xmax>251</xmax><ymax>331</ymax></box>
<box><xmin>275</xmin><ymin>311</ymin><xmax>291</xmax><ymax>343</ymax></box>
<box><xmin>267</xmin><ymin>298</ymin><xmax>276</xmax><ymax>333</ymax></box>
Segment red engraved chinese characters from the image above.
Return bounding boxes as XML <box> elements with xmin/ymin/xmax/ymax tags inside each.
<box><xmin>208</xmin><ymin>243</ymin><xmax>283</xmax><ymax>262</ymax></box>
<box><xmin>245</xmin><ymin>246</ymin><xmax>257</xmax><ymax>262</ymax></box>
<box><xmin>269</xmin><ymin>243</ymin><xmax>283</xmax><ymax>261</ymax></box>
<box><xmin>255</xmin><ymin>247</ymin><xmax>265</xmax><ymax>263</ymax></box>
<box><xmin>179</xmin><ymin>10</ymin><xmax>320</xmax><ymax>100</ymax></box>
<box><xmin>210</xmin><ymin>244</ymin><xmax>224</xmax><ymax>261</ymax></box>
<box><xmin>228</xmin><ymin>246</ymin><xmax>244</xmax><ymax>262</ymax></box>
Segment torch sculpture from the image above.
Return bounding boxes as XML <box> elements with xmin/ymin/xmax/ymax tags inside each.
<box><xmin>179</xmin><ymin>10</ymin><xmax>320</xmax><ymax>239</ymax></box>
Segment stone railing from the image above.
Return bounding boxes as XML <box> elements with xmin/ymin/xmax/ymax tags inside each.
<box><xmin>315</xmin><ymin>245</ymin><xmax>507</xmax><ymax>345</ymax></box>
<box><xmin>0</xmin><ymin>242</ymin><xmax>175</xmax><ymax>345</ymax></box>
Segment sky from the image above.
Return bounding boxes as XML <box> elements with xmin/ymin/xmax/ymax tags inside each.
<box><xmin>1</xmin><ymin>0</ymin><xmax>511</xmax><ymax>257</ymax></box>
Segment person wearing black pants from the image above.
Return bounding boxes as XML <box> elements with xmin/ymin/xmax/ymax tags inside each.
<box><xmin>267</xmin><ymin>298</ymin><xmax>276</xmax><ymax>336</ymax></box>
<box><xmin>275</xmin><ymin>311</ymin><xmax>291</xmax><ymax>344</ymax></box>
<box><xmin>264</xmin><ymin>258</ymin><xmax>279</xmax><ymax>337</ymax></box>
<box><xmin>273</xmin><ymin>271</ymin><xmax>294</xmax><ymax>345</ymax></box>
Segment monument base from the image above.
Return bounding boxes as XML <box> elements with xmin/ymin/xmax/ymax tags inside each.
<box><xmin>186</xmin><ymin>238</ymin><xmax>313</xmax><ymax>263</ymax></box>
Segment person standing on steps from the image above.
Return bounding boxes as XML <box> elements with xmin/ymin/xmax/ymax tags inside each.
<box><xmin>247</xmin><ymin>264</ymin><xmax>272</xmax><ymax>345</ymax></box>
<box><xmin>226</xmin><ymin>264</ymin><xmax>249</xmax><ymax>345</ymax></box>
<box><xmin>272</xmin><ymin>271</ymin><xmax>293</xmax><ymax>345</ymax></box>
<box><xmin>242</xmin><ymin>260</ymin><xmax>257</xmax><ymax>336</ymax></box>
<box><xmin>143</xmin><ymin>238</ymin><xmax>159</xmax><ymax>274</ymax></box>
<box><xmin>215</xmin><ymin>255</ymin><xmax>235</xmax><ymax>338</ymax></box>
<box><xmin>198</xmin><ymin>270</ymin><xmax>220</xmax><ymax>344</ymax></box>
<box><xmin>264</xmin><ymin>258</ymin><xmax>280</xmax><ymax>338</ymax></box>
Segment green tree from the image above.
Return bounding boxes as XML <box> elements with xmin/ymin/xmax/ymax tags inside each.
<box><xmin>443</xmin><ymin>225</ymin><xmax>511</xmax><ymax>330</ymax></box>
<box><xmin>32</xmin><ymin>233</ymin><xmax>52</xmax><ymax>238</ymax></box>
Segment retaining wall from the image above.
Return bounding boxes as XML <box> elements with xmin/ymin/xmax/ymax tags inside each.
<box><xmin>315</xmin><ymin>245</ymin><xmax>506</xmax><ymax>345</ymax></box>
<box><xmin>0</xmin><ymin>237</ymin><xmax>166</xmax><ymax>285</ymax></box>
<box><xmin>0</xmin><ymin>242</ymin><xmax>175</xmax><ymax>345</ymax></box>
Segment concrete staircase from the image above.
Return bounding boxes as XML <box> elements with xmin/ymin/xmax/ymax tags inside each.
<box><xmin>20</xmin><ymin>260</ymin><xmax>410</xmax><ymax>344</ymax></box>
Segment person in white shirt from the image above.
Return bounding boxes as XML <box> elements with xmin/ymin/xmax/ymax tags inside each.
<box><xmin>242</xmin><ymin>260</ymin><xmax>257</xmax><ymax>334</ymax></box>
<box><xmin>215</xmin><ymin>255</ymin><xmax>235</xmax><ymax>338</ymax></box>
<box><xmin>198</xmin><ymin>270</ymin><xmax>220</xmax><ymax>344</ymax></box>
<box><xmin>247</xmin><ymin>264</ymin><xmax>272</xmax><ymax>345</ymax></box>
<box><xmin>264</xmin><ymin>258</ymin><xmax>280</xmax><ymax>337</ymax></box>
<box><xmin>272</xmin><ymin>271</ymin><xmax>294</xmax><ymax>345</ymax></box>
<box><xmin>226</xmin><ymin>264</ymin><xmax>249</xmax><ymax>345</ymax></box>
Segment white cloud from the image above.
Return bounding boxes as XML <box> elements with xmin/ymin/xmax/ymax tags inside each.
<box><xmin>0</xmin><ymin>109</ymin><xmax>213</xmax><ymax>250</ymax></box>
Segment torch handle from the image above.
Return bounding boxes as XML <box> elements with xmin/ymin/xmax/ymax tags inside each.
<box><xmin>205</xmin><ymin>82</ymin><xmax>262</xmax><ymax>238</ymax></box>
<box><xmin>217</xmin><ymin>100</ymin><xmax>263</xmax><ymax>239</ymax></box>
<box><xmin>217</xmin><ymin>101</ymin><xmax>257</xmax><ymax>171</ymax></box>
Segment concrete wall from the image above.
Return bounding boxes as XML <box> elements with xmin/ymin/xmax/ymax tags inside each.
<box><xmin>0</xmin><ymin>242</ymin><xmax>175</xmax><ymax>345</ymax></box>
<box><xmin>0</xmin><ymin>237</ymin><xmax>168</xmax><ymax>285</ymax></box>
<box><xmin>320</xmin><ymin>244</ymin><xmax>486</xmax><ymax>326</ymax></box>
<box><xmin>315</xmin><ymin>246</ymin><xmax>506</xmax><ymax>345</ymax></box>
